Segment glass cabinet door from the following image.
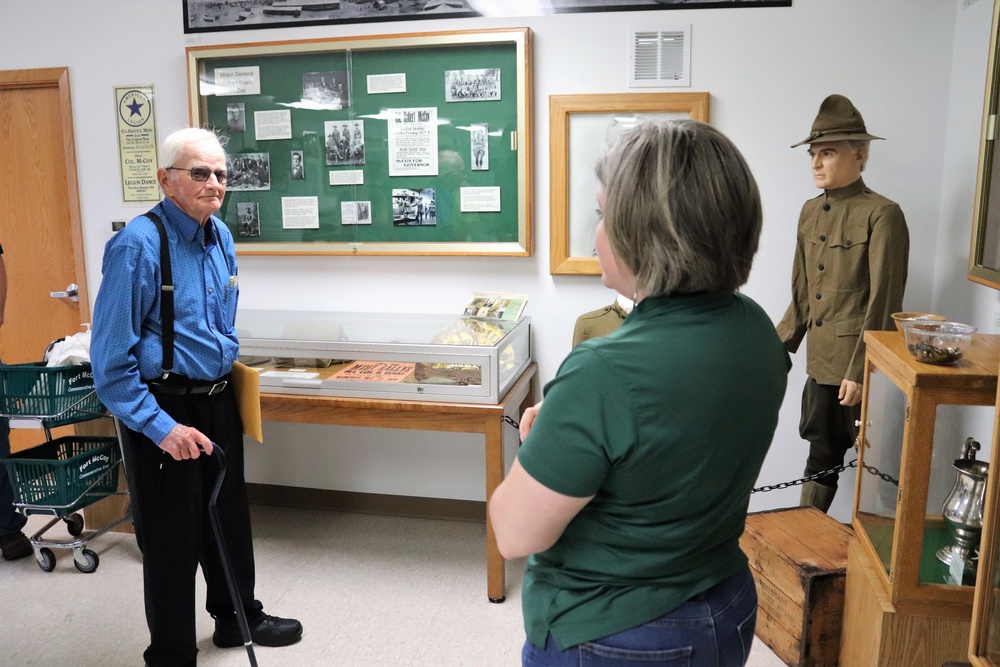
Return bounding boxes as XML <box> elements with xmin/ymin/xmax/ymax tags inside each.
<box><xmin>926</xmin><ymin>404</ymin><xmax>991</xmax><ymax>587</ymax></box>
<box><xmin>857</xmin><ymin>366</ymin><xmax>906</xmax><ymax>576</ymax></box>
<box><xmin>858</xmin><ymin>366</ymin><xmax>993</xmax><ymax>588</ymax></box>
<box><xmin>978</xmin><ymin>496</ymin><xmax>1000</xmax><ymax>663</ymax></box>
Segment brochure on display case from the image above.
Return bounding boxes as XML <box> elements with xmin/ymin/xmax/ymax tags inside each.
<box><xmin>461</xmin><ymin>292</ymin><xmax>527</xmax><ymax>322</ymax></box>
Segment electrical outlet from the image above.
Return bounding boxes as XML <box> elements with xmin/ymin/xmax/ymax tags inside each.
<box><xmin>112</xmin><ymin>220</ymin><xmax>126</xmax><ymax>232</ymax></box>
<box><xmin>994</xmin><ymin>310</ymin><xmax>1000</xmax><ymax>332</ymax></box>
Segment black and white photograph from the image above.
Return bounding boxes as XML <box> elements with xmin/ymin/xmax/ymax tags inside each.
<box><xmin>236</xmin><ymin>201</ymin><xmax>260</xmax><ymax>237</ymax></box>
<box><xmin>341</xmin><ymin>200</ymin><xmax>373</xmax><ymax>226</ymax></box>
<box><xmin>226</xmin><ymin>102</ymin><xmax>245</xmax><ymax>132</ymax></box>
<box><xmin>290</xmin><ymin>150</ymin><xmax>304</xmax><ymax>180</ymax></box>
<box><xmin>392</xmin><ymin>188</ymin><xmax>436</xmax><ymax>226</ymax></box>
<box><xmin>226</xmin><ymin>152</ymin><xmax>271</xmax><ymax>191</ymax></box>
<box><xmin>470</xmin><ymin>122</ymin><xmax>489</xmax><ymax>171</ymax></box>
<box><xmin>324</xmin><ymin>120</ymin><xmax>365</xmax><ymax>166</ymax></box>
<box><xmin>357</xmin><ymin>201</ymin><xmax>371</xmax><ymax>224</ymax></box>
<box><xmin>445</xmin><ymin>68</ymin><xmax>501</xmax><ymax>102</ymax></box>
<box><xmin>302</xmin><ymin>70</ymin><xmax>350</xmax><ymax>110</ymax></box>
<box><xmin>184</xmin><ymin>1</ymin><xmax>790</xmax><ymax>34</ymax></box>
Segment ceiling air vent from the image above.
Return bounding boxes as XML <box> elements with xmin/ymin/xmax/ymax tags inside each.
<box><xmin>629</xmin><ymin>27</ymin><xmax>690</xmax><ymax>88</ymax></box>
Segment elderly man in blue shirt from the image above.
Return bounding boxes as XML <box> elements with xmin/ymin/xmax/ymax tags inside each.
<box><xmin>92</xmin><ymin>127</ymin><xmax>301</xmax><ymax>667</ymax></box>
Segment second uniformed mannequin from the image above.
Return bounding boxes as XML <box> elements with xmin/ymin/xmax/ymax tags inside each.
<box><xmin>572</xmin><ymin>294</ymin><xmax>634</xmax><ymax>348</ymax></box>
<box><xmin>776</xmin><ymin>94</ymin><xmax>909</xmax><ymax>513</ymax></box>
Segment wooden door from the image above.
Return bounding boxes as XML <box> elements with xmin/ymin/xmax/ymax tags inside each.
<box><xmin>0</xmin><ymin>67</ymin><xmax>90</xmax><ymax>451</ymax></box>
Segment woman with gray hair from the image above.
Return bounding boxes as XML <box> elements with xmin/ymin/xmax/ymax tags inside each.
<box><xmin>490</xmin><ymin>120</ymin><xmax>790</xmax><ymax>666</ymax></box>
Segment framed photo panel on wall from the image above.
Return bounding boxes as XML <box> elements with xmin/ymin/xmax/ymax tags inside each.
<box><xmin>967</xmin><ymin>0</ymin><xmax>1000</xmax><ymax>291</ymax></box>
<box><xmin>186</xmin><ymin>28</ymin><xmax>532</xmax><ymax>256</ymax></box>
<box><xmin>183</xmin><ymin>1</ymin><xmax>791</xmax><ymax>35</ymax></box>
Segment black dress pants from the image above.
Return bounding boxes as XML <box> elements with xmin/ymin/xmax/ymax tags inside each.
<box><xmin>799</xmin><ymin>377</ymin><xmax>862</xmax><ymax>489</ymax></box>
<box><xmin>122</xmin><ymin>386</ymin><xmax>261</xmax><ymax>667</ymax></box>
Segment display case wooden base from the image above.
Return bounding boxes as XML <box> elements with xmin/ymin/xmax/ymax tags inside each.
<box><xmin>841</xmin><ymin>539</ymin><xmax>971</xmax><ymax>666</ymax></box>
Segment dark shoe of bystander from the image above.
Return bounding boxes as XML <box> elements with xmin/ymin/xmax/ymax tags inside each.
<box><xmin>0</xmin><ymin>531</ymin><xmax>32</xmax><ymax>561</ymax></box>
<box><xmin>213</xmin><ymin>612</ymin><xmax>303</xmax><ymax>648</ymax></box>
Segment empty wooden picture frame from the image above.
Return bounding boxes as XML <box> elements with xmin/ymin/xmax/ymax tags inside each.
<box><xmin>549</xmin><ymin>92</ymin><xmax>710</xmax><ymax>275</ymax></box>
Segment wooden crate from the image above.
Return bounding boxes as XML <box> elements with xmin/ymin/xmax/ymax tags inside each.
<box><xmin>740</xmin><ymin>507</ymin><xmax>853</xmax><ymax>666</ymax></box>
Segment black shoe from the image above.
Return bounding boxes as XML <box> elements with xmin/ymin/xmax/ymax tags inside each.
<box><xmin>213</xmin><ymin>612</ymin><xmax>303</xmax><ymax>648</ymax></box>
<box><xmin>0</xmin><ymin>531</ymin><xmax>32</xmax><ymax>561</ymax></box>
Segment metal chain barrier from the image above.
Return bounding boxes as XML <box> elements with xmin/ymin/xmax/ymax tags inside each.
<box><xmin>751</xmin><ymin>458</ymin><xmax>899</xmax><ymax>494</ymax></box>
<box><xmin>502</xmin><ymin>415</ymin><xmax>903</xmax><ymax>491</ymax></box>
<box><xmin>861</xmin><ymin>462</ymin><xmax>900</xmax><ymax>487</ymax></box>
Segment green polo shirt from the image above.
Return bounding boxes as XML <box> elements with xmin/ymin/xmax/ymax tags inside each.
<box><xmin>518</xmin><ymin>291</ymin><xmax>790</xmax><ymax>650</ymax></box>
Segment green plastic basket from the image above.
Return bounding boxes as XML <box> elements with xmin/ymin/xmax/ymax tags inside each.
<box><xmin>2</xmin><ymin>436</ymin><xmax>120</xmax><ymax>515</ymax></box>
<box><xmin>0</xmin><ymin>362</ymin><xmax>104</xmax><ymax>426</ymax></box>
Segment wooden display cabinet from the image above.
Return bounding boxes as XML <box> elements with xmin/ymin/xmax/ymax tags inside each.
<box><xmin>970</xmin><ymin>363</ymin><xmax>1000</xmax><ymax>666</ymax></box>
<box><xmin>842</xmin><ymin>330</ymin><xmax>1000</xmax><ymax>666</ymax></box>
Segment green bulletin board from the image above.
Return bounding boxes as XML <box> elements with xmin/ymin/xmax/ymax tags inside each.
<box><xmin>186</xmin><ymin>29</ymin><xmax>531</xmax><ymax>256</ymax></box>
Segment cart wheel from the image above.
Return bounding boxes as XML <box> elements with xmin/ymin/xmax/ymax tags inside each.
<box><xmin>36</xmin><ymin>548</ymin><xmax>56</xmax><ymax>573</ymax></box>
<box><xmin>74</xmin><ymin>549</ymin><xmax>99</xmax><ymax>574</ymax></box>
<box><xmin>65</xmin><ymin>513</ymin><xmax>85</xmax><ymax>537</ymax></box>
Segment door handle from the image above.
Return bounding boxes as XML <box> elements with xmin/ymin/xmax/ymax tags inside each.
<box><xmin>50</xmin><ymin>283</ymin><xmax>79</xmax><ymax>302</ymax></box>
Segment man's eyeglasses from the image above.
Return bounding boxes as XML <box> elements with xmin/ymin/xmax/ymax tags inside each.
<box><xmin>166</xmin><ymin>166</ymin><xmax>228</xmax><ymax>184</ymax></box>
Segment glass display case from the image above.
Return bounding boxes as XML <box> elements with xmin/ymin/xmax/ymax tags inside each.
<box><xmin>854</xmin><ymin>331</ymin><xmax>1000</xmax><ymax>606</ymax></box>
<box><xmin>972</xmin><ymin>391</ymin><xmax>1000</xmax><ymax>666</ymax></box>
<box><xmin>840</xmin><ymin>330</ymin><xmax>1000</xmax><ymax>666</ymax></box>
<box><xmin>236</xmin><ymin>310</ymin><xmax>531</xmax><ymax>404</ymax></box>
<box><xmin>971</xmin><ymin>368</ymin><xmax>1000</xmax><ymax>667</ymax></box>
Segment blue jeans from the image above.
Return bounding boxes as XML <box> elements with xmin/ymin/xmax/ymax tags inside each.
<box><xmin>522</xmin><ymin>565</ymin><xmax>757</xmax><ymax>666</ymax></box>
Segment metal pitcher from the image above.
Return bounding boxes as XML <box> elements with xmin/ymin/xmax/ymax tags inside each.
<box><xmin>936</xmin><ymin>437</ymin><xmax>989</xmax><ymax>574</ymax></box>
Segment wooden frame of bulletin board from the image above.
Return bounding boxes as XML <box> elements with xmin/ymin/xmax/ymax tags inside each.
<box><xmin>186</xmin><ymin>28</ymin><xmax>531</xmax><ymax>256</ymax></box>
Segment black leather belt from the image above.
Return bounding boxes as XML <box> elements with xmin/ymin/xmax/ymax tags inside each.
<box><xmin>148</xmin><ymin>375</ymin><xmax>229</xmax><ymax>396</ymax></box>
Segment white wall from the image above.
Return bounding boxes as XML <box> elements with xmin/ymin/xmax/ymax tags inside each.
<box><xmin>0</xmin><ymin>0</ymin><xmax>994</xmax><ymax>521</ymax></box>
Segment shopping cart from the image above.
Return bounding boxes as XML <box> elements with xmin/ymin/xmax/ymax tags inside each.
<box><xmin>0</xmin><ymin>361</ymin><xmax>105</xmax><ymax>437</ymax></box>
<box><xmin>4</xmin><ymin>436</ymin><xmax>130</xmax><ymax>572</ymax></box>
<box><xmin>0</xmin><ymin>361</ymin><xmax>130</xmax><ymax>573</ymax></box>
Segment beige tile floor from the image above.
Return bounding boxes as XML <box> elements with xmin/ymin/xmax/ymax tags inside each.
<box><xmin>0</xmin><ymin>506</ymin><xmax>787</xmax><ymax>666</ymax></box>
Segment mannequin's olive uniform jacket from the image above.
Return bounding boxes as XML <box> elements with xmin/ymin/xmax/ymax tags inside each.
<box><xmin>572</xmin><ymin>301</ymin><xmax>629</xmax><ymax>348</ymax></box>
<box><xmin>776</xmin><ymin>178</ymin><xmax>909</xmax><ymax>385</ymax></box>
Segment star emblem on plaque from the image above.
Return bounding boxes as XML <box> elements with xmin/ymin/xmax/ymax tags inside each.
<box><xmin>118</xmin><ymin>90</ymin><xmax>152</xmax><ymax>127</ymax></box>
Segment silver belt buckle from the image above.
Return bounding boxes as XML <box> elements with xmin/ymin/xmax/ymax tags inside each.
<box><xmin>207</xmin><ymin>380</ymin><xmax>228</xmax><ymax>395</ymax></box>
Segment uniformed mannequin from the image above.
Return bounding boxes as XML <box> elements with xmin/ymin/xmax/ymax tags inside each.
<box><xmin>777</xmin><ymin>94</ymin><xmax>909</xmax><ymax>512</ymax></box>
<box><xmin>571</xmin><ymin>294</ymin><xmax>634</xmax><ymax>347</ymax></box>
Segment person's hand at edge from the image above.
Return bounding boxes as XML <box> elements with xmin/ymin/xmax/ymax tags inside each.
<box><xmin>159</xmin><ymin>424</ymin><xmax>214</xmax><ymax>461</ymax></box>
<box><xmin>519</xmin><ymin>401</ymin><xmax>543</xmax><ymax>442</ymax></box>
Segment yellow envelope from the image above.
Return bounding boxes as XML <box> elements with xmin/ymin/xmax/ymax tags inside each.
<box><xmin>230</xmin><ymin>361</ymin><xmax>263</xmax><ymax>442</ymax></box>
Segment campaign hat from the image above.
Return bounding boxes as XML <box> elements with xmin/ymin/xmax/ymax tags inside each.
<box><xmin>791</xmin><ymin>94</ymin><xmax>885</xmax><ymax>147</ymax></box>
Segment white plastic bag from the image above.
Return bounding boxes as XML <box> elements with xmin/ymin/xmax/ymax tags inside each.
<box><xmin>44</xmin><ymin>329</ymin><xmax>92</xmax><ymax>367</ymax></box>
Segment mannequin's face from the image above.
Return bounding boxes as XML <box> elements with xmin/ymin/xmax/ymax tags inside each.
<box><xmin>807</xmin><ymin>141</ymin><xmax>865</xmax><ymax>190</ymax></box>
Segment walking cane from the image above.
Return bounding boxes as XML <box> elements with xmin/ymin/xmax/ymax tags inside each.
<box><xmin>208</xmin><ymin>444</ymin><xmax>258</xmax><ymax>667</ymax></box>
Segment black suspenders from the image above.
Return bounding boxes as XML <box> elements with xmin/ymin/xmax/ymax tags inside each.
<box><xmin>144</xmin><ymin>211</ymin><xmax>175</xmax><ymax>378</ymax></box>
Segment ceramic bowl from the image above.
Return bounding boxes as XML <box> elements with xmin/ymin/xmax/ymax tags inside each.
<box><xmin>891</xmin><ymin>312</ymin><xmax>946</xmax><ymax>335</ymax></box>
